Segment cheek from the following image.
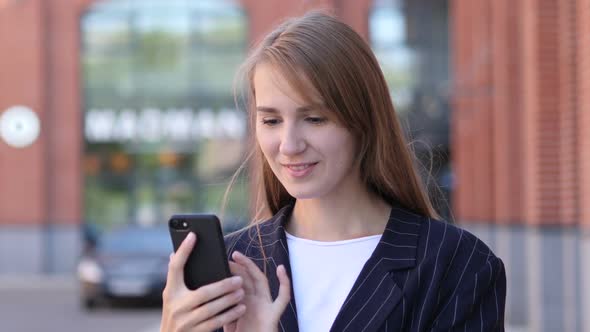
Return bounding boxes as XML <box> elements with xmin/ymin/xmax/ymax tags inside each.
<box><xmin>255</xmin><ymin>129</ymin><xmax>278</xmax><ymax>158</ymax></box>
<box><xmin>321</xmin><ymin>130</ymin><xmax>356</xmax><ymax>166</ymax></box>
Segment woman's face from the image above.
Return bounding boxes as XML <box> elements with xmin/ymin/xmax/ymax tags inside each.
<box><xmin>254</xmin><ymin>63</ymin><xmax>359</xmax><ymax>200</ymax></box>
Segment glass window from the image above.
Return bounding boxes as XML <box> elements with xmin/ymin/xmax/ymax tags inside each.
<box><xmin>370</xmin><ymin>0</ymin><xmax>416</xmax><ymax>112</ymax></box>
<box><xmin>82</xmin><ymin>0</ymin><xmax>249</xmax><ymax>231</ymax></box>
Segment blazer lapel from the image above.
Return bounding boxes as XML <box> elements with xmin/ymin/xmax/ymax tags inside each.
<box><xmin>256</xmin><ymin>204</ymin><xmax>300</xmax><ymax>332</ymax></box>
<box><xmin>329</xmin><ymin>206</ymin><xmax>422</xmax><ymax>332</ymax></box>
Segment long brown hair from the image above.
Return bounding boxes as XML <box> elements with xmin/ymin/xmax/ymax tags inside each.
<box><xmin>226</xmin><ymin>10</ymin><xmax>440</xmax><ymax>223</ymax></box>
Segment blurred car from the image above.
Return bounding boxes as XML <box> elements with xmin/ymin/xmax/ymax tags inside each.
<box><xmin>77</xmin><ymin>225</ymin><xmax>172</xmax><ymax>309</ymax></box>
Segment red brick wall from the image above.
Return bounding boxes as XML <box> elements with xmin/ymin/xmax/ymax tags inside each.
<box><xmin>0</xmin><ymin>0</ymin><xmax>92</xmax><ymax>226</ymax></box>
<box><xmin>555</xmin><ymin>0</ymin><xmax>578</xmax><ymax>224</ymax></box>
<box><xmin>577</xmin><ymin>0</ymin><xmax>590</xmax><ymax>228</ymax></box>
<box><xmin>520</xmin><ymin>0</ymin><xmax>539</xmax><ymax>224</ymax></box>
<box><xmin>0</xmin><ymin>0</ymin><xmax>46</xmax><ymax>225</ymax></box>
<box><xmin>490</xmin><ymin>0</ymin><xmax>514</xmax><ymax>224</ymax></box>
<box><xmin>43</xmin><ymin>0</ymin><xmax>92</xmax><ymax>225</ymax></box>
<box><xmin>452</xmin><ymin>0</ymin><xmax>588</xmax><ymax>226</ymax></box>
<box><xmin>450</xmin><ymin>0</ymin><xmax>469</xmax><ymax>221</ymax></box>
<box><xmin>451</xmin><ymin>0</ymin><xmax>497</xmax><ymax>222</ymax></box>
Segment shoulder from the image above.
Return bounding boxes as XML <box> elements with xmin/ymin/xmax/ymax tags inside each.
<box><xmin>423</xmin><ymin>217</ymin><xmax>492</xmax><ymax>257</ymax></box>
<box><xmin>382</xmin><ymin>208</ymin><xmax>506</xmax><ymax>327</ymax></box>
<box><xmin>409</xmin><ymin>212</ymin><xmax>505</xmax><ymax>294</ymax></box>
<box><xmin>390</xmin><ymin>206</ymin><xmax>501</xmax><ymax>266</ymax></box>
<box><xmin>414</xmin><ymin>218</ymin><xmax>506</xmax><ymax>328</ymax></box>
<box><xmin>393</xmin><ymin>206</ymin><xmax>504</xmax><ymax>286</ymax></box>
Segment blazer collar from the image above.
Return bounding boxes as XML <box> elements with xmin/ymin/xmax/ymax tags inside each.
<box><xmin>259</xmin><ymin>203</ymin><xmax>422</xmax><ymax>332</ymax></box>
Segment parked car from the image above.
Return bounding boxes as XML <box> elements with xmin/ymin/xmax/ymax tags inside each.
<box><xmin>77</xmin><ymin>225</ymin><xmax>172</xmax><ymax>309</ymax></box>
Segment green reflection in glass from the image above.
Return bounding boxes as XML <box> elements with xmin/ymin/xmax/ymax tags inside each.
<box><xmin>82</xmin><ymin>0</ymin><xmax>249</xmax><ymax>230</ymax></box>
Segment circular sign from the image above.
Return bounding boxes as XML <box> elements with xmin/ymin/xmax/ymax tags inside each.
<box><xmin>0</xmin><ymin>106</ymin><xmax>41</xmax><ymax>148</ymax></box>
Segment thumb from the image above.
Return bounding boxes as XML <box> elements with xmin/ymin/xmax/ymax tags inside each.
<box><xmin>167</xmin><ymin>232</ymin><xmax>196</xmax><ymax>288</ymax></box>
<box><xmin>273</xmin><ymin>264</ymin><xmax>291</xmax><ymax>317</ymax></box>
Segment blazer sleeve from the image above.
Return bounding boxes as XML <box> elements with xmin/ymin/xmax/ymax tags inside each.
<box><xmin>431</xmin><ymin>256</ymin><xmax>507</xmax><ymax>331</ymax></box>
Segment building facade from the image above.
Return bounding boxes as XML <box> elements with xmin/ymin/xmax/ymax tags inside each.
<box><xmin>1</xmin><ymin>0</ymin><xmax>452</xmax><ymax>274</ymax></box>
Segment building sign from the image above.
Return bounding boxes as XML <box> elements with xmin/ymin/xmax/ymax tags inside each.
<box><xmin>85</xmin><ymin>108</ymin><xmax>246</xmax><ymax>143</ymax></box>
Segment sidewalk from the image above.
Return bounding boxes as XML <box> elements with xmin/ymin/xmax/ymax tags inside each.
<box><xmin>0</xmin><ymin>275</ymin><xmax>76</xmax><ymax>290</ymax></box>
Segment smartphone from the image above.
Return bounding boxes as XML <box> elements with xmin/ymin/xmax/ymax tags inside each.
<box><xmin>168</xmin><ymin>214</ymin><xmax>231</xmax><ymax>290</ymax></box>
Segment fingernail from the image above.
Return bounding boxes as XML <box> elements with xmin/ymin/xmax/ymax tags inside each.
<box><xmin>231</xmin><ymin>276</ymin><xmax>242</xmax><ymax>285</ymax></box>
<box><xmin>232</xmin><ymin>251</ymin><xmax>242</xmax><ymax>258</ymax></box>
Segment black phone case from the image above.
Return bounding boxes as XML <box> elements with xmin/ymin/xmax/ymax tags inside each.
<box><xmin>168</xmin><ymin>214</ymin><xmax>231</xmax><ymax>290</ymax></box>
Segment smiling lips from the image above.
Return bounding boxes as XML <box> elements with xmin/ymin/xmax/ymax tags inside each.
<box><xmin>282</xmin><ymin>162</ymin><xmax>318</xmax><ymax>178</ymax></box>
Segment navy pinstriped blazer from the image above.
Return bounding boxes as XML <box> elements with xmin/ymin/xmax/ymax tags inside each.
<box><xmin>224</xmin><ymin>203</ymin><xmax>506</xmax><ymax>331</ymax></box>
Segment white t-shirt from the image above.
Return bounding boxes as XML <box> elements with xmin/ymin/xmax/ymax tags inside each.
<box><xmin>285</xmin><ymin>231</ymin><xmax>381</xmax><ymax>332</ymax></box>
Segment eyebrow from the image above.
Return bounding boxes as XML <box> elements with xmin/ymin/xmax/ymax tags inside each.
<box><xmin>256</xmin><ymin>105</ymin><xmax>320</xmax><ymax>113</ymax></box>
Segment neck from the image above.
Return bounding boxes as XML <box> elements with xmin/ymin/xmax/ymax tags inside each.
<box><xmin>288</xmin><ymin>184</ymin><xmax>391</xmax><ymax>241</ymax></box>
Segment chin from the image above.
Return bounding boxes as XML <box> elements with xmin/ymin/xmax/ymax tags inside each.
<box><xmin>283</xmin><ymin>184</ymin><xmax>328</xmax><ymax>200</ymax></box>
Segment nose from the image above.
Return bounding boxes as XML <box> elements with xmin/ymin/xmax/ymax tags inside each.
<box><xmin>279</xmin><ymin>123</ymin><xmax>306</xmax><ymax>156</ymax></box>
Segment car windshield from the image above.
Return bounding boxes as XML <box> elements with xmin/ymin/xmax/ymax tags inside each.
<box><xmin>98</xmin><ymin>227</ymin><xmax>172</xmax><ymax>255</ymax></box>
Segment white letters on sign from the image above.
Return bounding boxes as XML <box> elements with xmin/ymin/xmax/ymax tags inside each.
<box><xmin>85</xmin><ymin>108</ymin><xmax>246</xmax><ymax>143</ymax></box>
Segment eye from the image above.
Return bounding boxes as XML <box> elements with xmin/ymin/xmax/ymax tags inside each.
<box><xmin>306</xmin><ymin>117</ymin><xmax>327</xmax><ymax>125</ymax></box>
<box><xmin>261</xmin><ymin>118</ymin><xmax>281</xmax><ymax>126</ymax></box>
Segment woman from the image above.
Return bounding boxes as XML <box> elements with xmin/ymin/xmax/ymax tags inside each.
<box><xmin>160</xmin><ymin>11</ymin><xmax>506</xmax><ymax>332</ymax></box>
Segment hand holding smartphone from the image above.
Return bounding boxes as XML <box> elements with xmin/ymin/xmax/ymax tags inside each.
<box><xmin>164</xmin><ymin>213</ymin><xmax>292</xmax><ymax>331</ymax></box>
<box><xmin>168</xmin><ymin>214</ymin><xmax>231</xmax><ymax>290</ymax></box>
<box><xmin>162</xmin><ymin>214</ymin><xmax>247</xmax><ymax>331</ymax></box>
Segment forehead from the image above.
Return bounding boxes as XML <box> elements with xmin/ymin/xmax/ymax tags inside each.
<box><xmin>253</xmin><ymin>63</ymin><xmax>321</xmax><ymax>108</ymax></box>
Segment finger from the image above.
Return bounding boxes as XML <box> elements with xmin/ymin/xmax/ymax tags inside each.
<box><xmin>198</xmin><ymin>304</ymin><xmax>246</xmax><ymax>332</ymax></box>
<box><xmin>232</xmin><ymin>251</ymin><xmax>270</xmax><ymax>296</ymax></box>
<box><xmin>273</xmin><ymin>264</ymin><xmax>291</xmax><ymax>316</ymax></box>
<box><xmin>180</xmin><ymin>275</ymin><xmax>243</xmax><ymax>309</ymax></box>
<box><xmin>229</xmin><ymin>261</ymin><xmax>254</xmax><ymax>294</ymax></box>
<box><xmin>183</xmin><ymin>288</ymin><xmax>244</xmax><ymax>327</ymax></box>
<box><xmin>223</xmin><ymin>321</ymin><xmax>237</xmax><ymax>332</ymax></box>
<box><xmin>168</xmin><ymin>232</ymin><xmax>197</xmax><ymax>287</ymax></box>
